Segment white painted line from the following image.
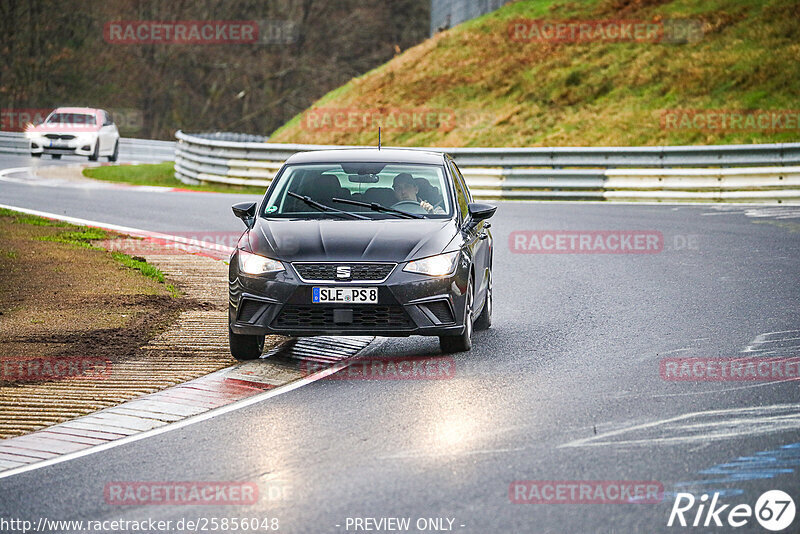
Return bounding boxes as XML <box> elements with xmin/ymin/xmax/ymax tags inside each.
<box><xmin>0</xmin><ymin>359</ymin><xmax>352</xmax><ymax>480</ymax></box>
<box><xmin>0</xmin><ymin>204</ymin><xmax>234</xmax><ymax>256</ymax></box>
<box><xmin>560</xmin><ymin>403</ymin><xmax>800</xmax><ymax>449</ymax></box>
<box><xmin>617</xmin><ymin>379</ymin><xmax>800</xmax><ymax>399</ymax></box>
<box><xmin>498</xmin><ymin>199</ymin><xmax>800</xmax><ymax>206</ymax></box>
<box><xmin>0</xmin><ymin>165</ymin><xmax>190</xmax><ymax>192</ymax></box>
<box><xmin>0</xmin><ymin>166</ymin><xmax>36</xmax><ymax>182</ymax></box>
<box><xmin>0</xmin><ymin>205</ymin><xmax>372</xmax><ymax>479</ymax></box>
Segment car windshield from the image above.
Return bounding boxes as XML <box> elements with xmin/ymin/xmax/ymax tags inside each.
<box><xmin>46</xmin><ymin>113</ymin><xmax>96</xmax><ymax>125</ymax></box>
<box><xmin>261</xmin><ymin>162</ymin><xmax>453</xmax><ymax>219</ymax></box>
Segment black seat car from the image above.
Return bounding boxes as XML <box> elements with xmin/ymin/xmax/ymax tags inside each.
<box><xmin>228</xmin><ymin>148</ymin><xmax>496</xmax><ymax>360</ymax></box>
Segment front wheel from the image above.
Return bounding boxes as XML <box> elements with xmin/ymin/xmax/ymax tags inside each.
<box><xmin>51</xmin><ymin>154</ymin><xmax>61</xmax><ymax>159</ymax></box>
<box><xmin>229</xmin><ymin>327</ymin><xmax>265</xmax><ymax>361</ymax></box>
<box><xmin>88</xmin><ymin>142</ymin><xmax>99</xmax><ymax>162</ymax></box>
<box><xmin>474</xmin><ymin>271</ymin><xmax>492</xmax><ymax>330</ymax></box>
<box><xmin>439</xmin><ymin>278</ymin><xmax>473</xmax><ymax>353</ymax></box>
<box><xmin>31</xmin><ymin>152</ymin><xmax>41</xmax><ymax>158</ymax></box>
<box><xmin>108</xmin><ymin>140</ymin><xmax>119</xmax><ymax>162</ymax></box>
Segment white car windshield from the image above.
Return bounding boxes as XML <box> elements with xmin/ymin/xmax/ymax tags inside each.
<box><xmin>47</xmin><ymin>113</ymin><xmax>96</xmax><ymax>125</ymax></box>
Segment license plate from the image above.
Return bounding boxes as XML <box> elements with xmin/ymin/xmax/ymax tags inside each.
<box><xmin>49</xmin><ymin>141</ymin><xmax>68</xmax><ymax>149</ymax></box>
<box><xmin>312</xmin><ymin>287</ymin><xmax>378</xmax><ymax>304</ymax></box>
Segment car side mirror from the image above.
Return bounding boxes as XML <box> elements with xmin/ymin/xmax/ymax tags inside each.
<box><xmin>464</xmin><ymin>202</ymin><xmax>496</xmax><ymax>230</ymax></box>
<box><xmin>232</xmin><ymin>201</ymin><xmax>257</xmax><ymax>229</ymax></box>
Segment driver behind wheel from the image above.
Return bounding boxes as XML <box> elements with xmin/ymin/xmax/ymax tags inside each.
<box><xmin>392</xmin><ymin>173</ymin><xmax>444</xmax><ymax>214</ymax></box>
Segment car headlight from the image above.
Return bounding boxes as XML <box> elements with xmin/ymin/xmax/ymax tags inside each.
<box><xmin>238</xmin><ymin>250</ymin><xmax>284</xmax><ymax>275</ymax></box>
<box><xmin>403</xmin><ymin>251</ymin><xmax>459</xmax><ymax>277</ymax></box>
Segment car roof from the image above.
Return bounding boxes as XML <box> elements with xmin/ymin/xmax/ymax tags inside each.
<box><xmin>284</xmin><ymin>148</ymin><xmax>447</xmax><ymax>165</ymax></box>
<box><xmin>50</xmin><ymin>107</ymin><xmax>100</xmax><ymax>115</ymax></box>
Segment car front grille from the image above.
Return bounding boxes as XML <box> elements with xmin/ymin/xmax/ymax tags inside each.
<box><xmin>273</xmin><ymin>305</ymin><xmax>413</xmax><ymax>330</ymax></box>
<box><xmin>292</xmin><ymin>262</ymin><xmax>396</xmax><ymax>282</ymax></box>
<box><xmin>44</xmin><ymin>134</ymin><xmax>76</xmax><ymax>140</ymax></box>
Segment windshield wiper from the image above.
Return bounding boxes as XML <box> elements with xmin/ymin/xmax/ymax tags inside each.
<box><xmin>331</xmin><ymin>197</ymin><xmax>424</xmax><ymax>219</ymax></box>
<box><xmin>286</xmin><ymin>192</ymin><xmax>369</xmax><ymax>220</ymax></box>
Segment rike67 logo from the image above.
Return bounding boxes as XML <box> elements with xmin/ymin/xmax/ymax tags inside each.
<box><xmin>668</xmin><ymin>490</ymin><xmax>795</xmax><ymax>531</ymax></box>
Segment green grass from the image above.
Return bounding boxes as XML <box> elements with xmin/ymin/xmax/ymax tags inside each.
<box><xmin>271</xmin><ymin>0</ymin><xmax>800</xmax><ymax>147</ymax></box>
<box><xmin>111</xmin><ymin>252</ymin><xmax>179</xmax><ymax>296</ymax></box>
<box><xmin>82</xmin><ymin>162</ymin><xmax>265</xmax><ymax>194</ymax></box>
<box><xmin>1</xmin><ymin>208</ymin><xmax>178</xmax><ymax>296</ymax></box>
<box><xmin>38</xmin><ymin>228</ymin><xmax>110</xmax><ymax>248</ymax></box>
<box><xmin>0</xmin><ymin>208</ymin><xmax>71</xmax><ymax>227</ymax></box>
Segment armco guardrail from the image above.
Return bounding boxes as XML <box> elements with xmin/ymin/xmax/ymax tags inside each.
<box><xmin>0</xmin><ymin>131</ymin><xmax>174</xmax><ymax>163</ymax></box>
<box><xmin>0</xmin><ymin>131</ymin><xmax>28</xmax><ymax>154</ymax></box>
<box><xmin>175</xmin><ymin>131</ymin><xmax>800</xmax><ymax>202</ymax></box>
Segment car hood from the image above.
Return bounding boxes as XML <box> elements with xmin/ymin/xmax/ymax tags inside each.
<box><xmin>26</xmin><ymin>123</ymin><xmax>100</xmax><ymax>134</ymax></box>
<box><xmin>249</xmin><ymin>218</ymin><xmax>459</xmax><ymax>262</ymax></box>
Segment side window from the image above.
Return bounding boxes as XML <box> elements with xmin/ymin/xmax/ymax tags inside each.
<box><xmin>448</xmin><ymin>161</ymin><xmax>469</xmax><ymax>220</ymax></box>
<box><xmin>451</xmin><ymin>160</ymin><xmax>472</xmax><ymax>202</ymax></box>
<box><xmin>102</xmin><ymin>111</ymin><xmax>113</xmax><ymax>126</ymax></box>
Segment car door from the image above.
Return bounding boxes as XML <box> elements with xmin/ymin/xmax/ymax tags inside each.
<box><xmin>99</xmin><ymin>110</ymin><xmax>117</xmax><ymax>153</ymax></box>
<box><xmin>448</xmin><ymin>158</ymin><xmax>490</xmax><ymax>310</ymax></box>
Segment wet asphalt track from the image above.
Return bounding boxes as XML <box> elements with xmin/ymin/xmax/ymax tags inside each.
<box><xmin>1</xmin><ymin>151</ymin><xmax>799</xmax><ymax>533</ymax></box>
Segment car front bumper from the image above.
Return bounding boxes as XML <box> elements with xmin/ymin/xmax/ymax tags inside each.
<box><xmin>228</xmin><ymin>254</ymin><xmax>470</xmax><ymax>337</ymax></box>
<box><xmin>28</xmin><ymin>136</ymin><xmax>97</xmax><ymax>156</ymax></box>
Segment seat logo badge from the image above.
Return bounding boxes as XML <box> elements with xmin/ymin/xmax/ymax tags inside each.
<box><xmin>336</xmin><ymin>266</ymin><xmax>352</xmax><ymax>279</ymax></box>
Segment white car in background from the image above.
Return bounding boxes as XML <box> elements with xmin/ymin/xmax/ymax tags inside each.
<box><xmin>26</xmin><ymin>107</ymin><xmax>120</xmax><ymax>161</ymax></box>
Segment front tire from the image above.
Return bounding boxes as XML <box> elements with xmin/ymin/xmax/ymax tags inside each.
<box><xmin>52</xmin><ymin>154</ymin><xmax>61</xmax><ymax>159</ymax></box>
<box><xmin>474</xmin><ymin>271</ymin><xmax>492</xmax><ymax>330</ymax></box>
<box><xmin>439</xmin><ymin>278</ymin><xmax>473</xmax><ymax>353</ymax></box>
<box><xmin>88</xmin><ymin>142</ymin><xmax>99</xmax><ymax>162</ymax></box>
<box><xmin>31</xmin><ymin>152</ymin><xmax>41</xmax><ymax>158</ymax></box>
<box><xmin>229</xmin><ymin>327</ymin><xmax>265</xmax><ymax>361</ymax></box>
<box><xmin>108</xmin><ymin>140</ymin><xmax>119</xmax><ymax>162</ymax></box>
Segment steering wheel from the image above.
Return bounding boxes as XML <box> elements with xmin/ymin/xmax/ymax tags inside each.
<box><xmin>391</xmin><ymin>200</ymin><xmax>428</xmax><ymax>214</ymax></box>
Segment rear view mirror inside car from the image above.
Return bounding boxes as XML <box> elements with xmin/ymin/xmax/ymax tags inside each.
<box><xmin>341</xmin><ymin>162</ymin><xmax>387</xmax><ymax>175</ymax></box>
<box><xmin>347</xmin><ymin>173</ymin><xmax>380</xmax><ymax>183</ymax></box>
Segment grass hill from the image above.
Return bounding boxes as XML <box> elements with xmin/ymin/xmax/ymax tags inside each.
<box><xmin>270</xmin><ymin>0</ymin><xmax>800</xmax><ymax>147</ymax></box>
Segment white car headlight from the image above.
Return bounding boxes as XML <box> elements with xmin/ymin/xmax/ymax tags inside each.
<box><xmin>238</xmin><ymin>250</ymin><xmax>284</xmax><ymax>275</ymax></box>
<box><xmin>403</xmin><ymin>251</ymin><xmax>459</xmax><ymax>277</ymax></box>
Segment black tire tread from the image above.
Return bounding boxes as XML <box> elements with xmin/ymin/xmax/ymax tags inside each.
<box><xmin>229</xmin><ymin>328</ymin><xmax>265</xmax><ymax>361</ymax></box>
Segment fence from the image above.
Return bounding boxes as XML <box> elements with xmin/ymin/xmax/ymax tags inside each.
<box><xmin>0</xmin><ymin>131</ymin><xmax>174</xmax><ymax>163</ymax></box>
<box><xmin>3</xmin><ymin>130</ymin><xmax>799</xmax><ymax>202</ymax></box>
<box><xmin>174</xmin><ymin>131</ymin><xmax>800</xmax><ymax>202</ymax></box>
